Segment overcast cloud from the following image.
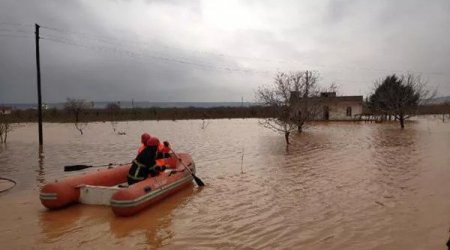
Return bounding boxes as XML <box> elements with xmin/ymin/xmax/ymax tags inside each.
<box><xmin>1</xmin><ymin>0</ymin><xmax>449</xmax><ymax>103</ymax></box>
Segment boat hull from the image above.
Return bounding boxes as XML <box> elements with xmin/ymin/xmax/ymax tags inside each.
<box><xmin>39</xmin><ymin>153</ymin><xmax>196</xmax><ymax>216</ymax></box>
<box><xmin>111</xmin><ymin>172</ymin><xmax>194</xmax><ymax>216</ymax></box>
<box><xmin>40</xmin><ymin>165</ymin><xmax>130</xmax><ymax>209</ymax></box>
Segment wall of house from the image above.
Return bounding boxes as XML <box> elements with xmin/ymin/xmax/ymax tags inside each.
<box><xmin>326</xmin><ymin>101</ymin><xmax>362</xmax><ymax>120</ymax></box>
<box><xmin>290</xmin><ymin>98</ymin><xmax>363</xmax><ymax>121</ymax></box>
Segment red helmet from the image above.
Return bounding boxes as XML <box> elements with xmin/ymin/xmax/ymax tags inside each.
<box><xmin>141</xmin><ymin>133</ymin><xmax>151</xmax><ymax>144</ymax></box>
<box><xmin>147</xmin><ymin>137</ymin><xmax>160</xmax><ymax>147</ymax></box>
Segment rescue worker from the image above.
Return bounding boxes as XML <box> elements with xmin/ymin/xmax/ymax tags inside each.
<box><xmin>155</xmin><ymin>140</ymin><xmax>172</xmax><ymax>170</ymax></box>
<box><xmin>137</xmin><ymin>133</ymin><xmax>151</xmax><ymax>155</ymax></box>
<box><xmin>161</xmin><ymin>141</ymin><xmax>172</xmax><ymax>158</ymax></box>
<box><xmin>127</xmin><ymin>137</ymin><xmax>160</xmax><ymax>185</ymax></box>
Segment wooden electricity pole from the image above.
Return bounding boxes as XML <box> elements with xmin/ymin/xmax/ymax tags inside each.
<box><xmin>35</xmin><ymin>23</ymin><xmax>43</xmax><ymax>145</ymax></box>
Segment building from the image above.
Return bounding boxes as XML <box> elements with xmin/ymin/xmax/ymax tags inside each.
<box><xmin>290</xmin><ymin>92</ymin><xmax>363</xmax><ymax>121</ymax></box>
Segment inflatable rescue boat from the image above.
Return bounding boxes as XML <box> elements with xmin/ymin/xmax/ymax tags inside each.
<box><xmin>40</xmin><ymin>153</ymin><xmax>195</xmax><ymax>216</ymax></box>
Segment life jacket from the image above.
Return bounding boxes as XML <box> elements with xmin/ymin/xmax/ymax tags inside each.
<box><xmin>127</xmin><ymin>160</ymin><xmax>149</xmax><ymax>184</ymax></box>
<box><xmin>161</xmin><ymin>145</ymin><xmax>171</xmax><ymax>154</ymax></box>
<box><xmin>155</xmin><ymin>158</ymin><xmax>166</xmax><ymax>168</ymax></box>
<box><xmin>155</xmin><ymin>143</ymin><xmax>172</xmax><ymax>168</ymax></box>
<box><xmin>128</xmin><ymin>146</ymin><xmax>158</xmax><ymax>185</ymax></box>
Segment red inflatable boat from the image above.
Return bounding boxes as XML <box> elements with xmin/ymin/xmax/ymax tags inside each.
<box><xmin>40</xmin><ymin>153</ymin><xmax>196</xmax><ymax>216</ymax></box>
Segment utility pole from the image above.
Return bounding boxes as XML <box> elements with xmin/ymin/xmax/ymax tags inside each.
<box><xmin>35</xmin><ymin>23</ymin><xmax>43</xmax><ymax>145</ymax></box>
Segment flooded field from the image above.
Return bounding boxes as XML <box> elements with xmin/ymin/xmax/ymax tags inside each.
<box><xmin>0</xmin><ymin>118</ymin><xmax>449</xmax><ymax>249</ymax></box>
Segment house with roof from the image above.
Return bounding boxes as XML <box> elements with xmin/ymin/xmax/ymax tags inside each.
<box><xmin>290</xmin><ymin>92</ymin><xmax>363</xmax><ymax>121</ymax></box>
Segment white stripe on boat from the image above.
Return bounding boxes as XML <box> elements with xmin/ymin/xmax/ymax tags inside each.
<box><xmin>110</xmin><ymin>175</ymin><xmax>193</xmax><ymax>208</ymax></box>
<box><xmin>40</xmin><ymin>192</ymin><xmax>58</xmax><ymax>200</ymax></box>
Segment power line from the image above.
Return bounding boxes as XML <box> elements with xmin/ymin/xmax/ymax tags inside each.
<box><xmin>38</xmin><ymin>28</ymin><xmax>279</xmax><ymax>75</ymax></box>
<box><xmin>40</xmin><ymin>25</ymin><xmax>256</xmax><ymax>69</ymax></box>
<box><xmin>4</xmin><ymin>24</ymin><xmax>289</xmax><ymax>74</ymax></box>
<box><xmin>38</xmin><ymin>24</ymin><xmax>450</xmax><ymax>78</ymax></box>
<box><xmin>0</xmin><ymin>22</ymin><xmax>33</xmax><ymax>28</ymax></box>
<box><xmin>0</xmin><ymin>28</ymin><xmax>32</xmax><ymax>34</ymax></box>
<box><xmin>40</xmin><ymin>25</ymin><xmax>305</xmax><ymax>68</ymax></box>
<box><xmin>5</xmin><ymin>23</ymin><xmax>449</xmax><ymax>79</ymax></box>
<box><xmin>0</xmin><ymin>24</ymin><xmax>37</xmax><ymax>40</ymax></box>
<box><xmin>41</xmin><ymin>35</ymin><xmax>272</xmax><ymax>75</ymax></box>
<box><xmin>38</xmin><ymin>27</ymin><xmax>295</xmax><ymax>75</ymax></box>
<box><xmin>0</xmin><ymin>33</ymin><xmax>33</xmax><ymax>39</ymax></box>
<box><xmin>41</xmin><ymin>36</ymin><xmax>219</xmax><ymax>70</ymax></box>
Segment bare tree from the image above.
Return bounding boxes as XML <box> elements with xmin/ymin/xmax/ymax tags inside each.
<box><xmin>257</xmin><ymin>71</ymin><xmax>321</xmax><ymax>144</ymax></box>
<box><xmin>257</xmin><ymin>72</ymin><xmax>296</xmax><ymax>144</ymax></box>
<box><xmin>0</xmin><ymin>114</ymin><xmax>13</xmax><ymax>143</ymax></box>
<box><xmin>106</xmin><ymin>102</ymin><xmax>120</xmax><ymax>133</ymax></box>
<box><xmin>289</xmin><ymin>70</ymin><xmax>322</xmax><ymax>132</ymax></box>
<box><xmin>64</xmin><ymin>98</ymin><xmax>93</xmax><ymax>135</ymax></box>
<box><xmin>445</xmin><ymin>102</ymin><xmax>450</xmax><ymax>122</ymax></box>
<box><xmin>201</xmin><ymin>119</ymin><xmax>209</xmax><ymax>129</ymax></box>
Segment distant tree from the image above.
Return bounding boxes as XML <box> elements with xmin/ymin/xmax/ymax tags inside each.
<box><xmin>445</xmin><ymin>102</ymin><xmax>450</xmax><ymax>122</ymax></box>
<box><xmin>257</xmin><ymin>71</ymin><xmax>322</xmax><ymax>144</ymax></box>
<box><xmin>0</xmin><ymin>114</ymin><xmax>13</xmax><ymax>143</ymax></box>
<box><xmin>106</xmin><ymin>102</ymin><xmax>121</xmax><ymax>132</ymax></box>
<box><xmin>201</xmin><ymin>119</ymin><xmax>209</xmax><ymax>129</ymax></box>
<box><xmin>369</xmin><ymin>74</ymin><xmax>431</xmax><ymax>128</ymax></box>
<box><xmin>444</xmin><ymin>102</ymin><xmax>450</xmax><ymax>121</ymax></box>
<box><xmin>64</xmin><ymin>98</ymin><xmax>93</xmax><ymax>135</ymax></box>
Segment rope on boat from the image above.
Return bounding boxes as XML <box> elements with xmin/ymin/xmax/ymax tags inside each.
<box><xmin>0</xmin><ymin>176</ymin><xmax>16</xmax><ymax>193</ymax></box>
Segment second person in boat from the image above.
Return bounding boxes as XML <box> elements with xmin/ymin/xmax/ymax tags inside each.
<box><xmin>127</xmin><ymin>136</ymin><xmax>160</xmax><ymax>185</ymax></box>
<box><xmin>137</xmin><ymin>132</ymin><xmax>151</xmax><ymax>155</ymax></box>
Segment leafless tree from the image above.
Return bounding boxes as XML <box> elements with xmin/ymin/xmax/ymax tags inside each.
<box><xmin>0</xmin><ymin>114</ymin><xmax>13</xmax><ymax>143</ymax></box>
<box><xmin>257</xmin><ymin>72</ymin><xmax>296</xmax><ymax>144</ymax></box>
<box><xmin>445</xmin><ymin>103</ymin><xmax>450</xmax><ymax>122</ymax></box>
<box><xmin>289</xmin><ymin>70</ymin><xmax>323</xmax><ymax>132</ymax></box>
<box><xmin>201</xmin><ymin>119</ymin><xmax>209</xmax><ymax>129</ymax></box>
<box><xmin>106</xmin><ymin>102</ymin><xmax>120</xmax><ymax>132</ymax></box>
<box><xmin>64</xmin><ymin>98</ymin><xmax>93</xmax><ymax>135</ymax></box>
<box><xmin>256</xmin><ymin>71</ymin><xmax>321</xmax><ymax>144</ymax></box>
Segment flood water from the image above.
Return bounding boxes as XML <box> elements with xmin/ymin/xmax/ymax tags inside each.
<box><xmin>0</xmin><ymin>118</ymin><xmax>449</xmax><ymax>249</ymax></box>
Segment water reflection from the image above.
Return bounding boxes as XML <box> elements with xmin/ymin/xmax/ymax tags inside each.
<box><xmin>36</xmin><ymin>145</ymin><xmax>45</xmax><ymax>186</ymax></box>
<box><xmin>39</xmin><ymin>205</ymin><xmax>84</xmax><ymax>241</ymax></box>
<box><xmin>109</xmin><ymin>185</ymin><xmax>195</xmax><ymax>248</ymax></box>
<box><xmin>370</xmin><ymin>125</ymin><xmax>420</xmax><ymax>194</ymax></box>
<box><xmin>37</xmin><ymin>183</ymin><xmax>197</xmax><ymax>249</ymax></box>
<box><xmin>0</xmin><ymin>143</ymin><xmax>13</xmax><ymax>176</ymax></box>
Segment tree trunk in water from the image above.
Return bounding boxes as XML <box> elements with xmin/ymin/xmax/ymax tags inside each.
<box><xmin>76</xmin><ymin>124</ymin><xmax>83</xmax><ymax>135</ymax></box>
<box><xmin>399</xmin><ymin>115</ymin><xmax>405</xmax><ymax>129</ymax></box>
<box><xmin>284</xmin><ymin>131</ymin><xmax>290</xmax><ymax>145</ymax></box>
<box><xmin>297</xmin><ymin>124</ymin><xmax>302</xmax><ymax>133</ymax></box>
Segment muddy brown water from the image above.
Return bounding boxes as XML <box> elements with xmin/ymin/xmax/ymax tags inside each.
<box><xmin>0</xmin><ymin>118</ymin><xmax>449</xmax><ymax>249</ymax></box>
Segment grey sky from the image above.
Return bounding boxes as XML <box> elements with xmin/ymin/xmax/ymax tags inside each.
<box><xmin>1</xmin><ymin>0</ymin><xmax>449</xmax><ymax>103</ymax></box>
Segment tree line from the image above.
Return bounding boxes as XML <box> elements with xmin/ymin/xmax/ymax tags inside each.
<box><xmin>5</xmin><ymin>101</ymin><xmax>274</xmax><ymax>135</ymax></box>
<box><xmin>1</xmin><ymin>71</ymin><xmax>447</xmax><ymax>142</ymax></box>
